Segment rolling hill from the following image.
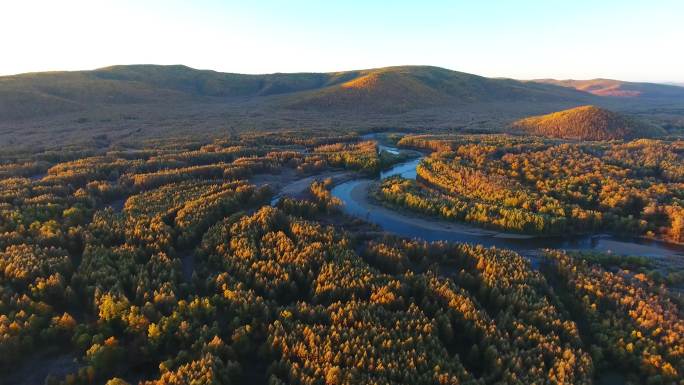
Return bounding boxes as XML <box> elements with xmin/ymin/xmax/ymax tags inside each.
<box><xmin>285</xmin><ymin>66</ymin><xmax>595</xmax><ymax>113</ymax></box>
<box><xmin>3</xmin><ymin>65</ymin><xmax>684</xmax><ymax>150</ymax></box>
<box><xmin>532</xmin><ymin>78</ymin><xmax>684</xmax><ymax>99</ymax></box>
<box><xmin>512</xmin><ymin>105</ymin><xmax>665</xmax><ymax>140</ymax></box>
<box><xmin>0</xmin><ymin>65</ymin><xmax>335</xmax><ymax>120</ymax></box>
<box><xmin>0</xmin><ymin>65</ymin><xmax>596</xmax><ymax>120</ymax></box>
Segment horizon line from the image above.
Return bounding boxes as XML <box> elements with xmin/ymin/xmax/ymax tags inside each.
<box><xmin>1</xmin><ymin>63</ymin><xmax>683</xmax><ymax>85</ymax></box>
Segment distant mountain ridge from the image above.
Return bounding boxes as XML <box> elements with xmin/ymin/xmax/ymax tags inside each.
<box><xmin>532</xmin><ymin>78</ymin><xmax>684</xmax><ymax>99</ymax></box>
<box><xmin>93</xmin><ymin>65</ymin><xmax>354</xmax><ymax>97</ymax></box>
<box><xmin>512</xmin><ymin>105</ymin><xmax>665</xmax><ymax>140</ymax></box>
<box><xmin>284</xmin><ymin>66</ymin><xmax>595</xmax><ymax>113</ymax></box>
<box><xmin>0</xmin><ymin>64</ymin><xmax>597</xmax><ymax>120</ymax></box>
<box><xmin>2</xmin><ymin>65</ymin><xmax>684</xmax><ymax>150</ymax></box>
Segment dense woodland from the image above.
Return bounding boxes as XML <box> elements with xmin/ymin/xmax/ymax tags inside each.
<box><xmin>511</xmin><ymin>105</ymin><xmax>665</xmax><ymax>141</ymax></box>
<box><xmin>0</xmin><ymin>130</ymin><xmax>683</xmax><ymax>385</ymax></box>
<box><xmin>376</xmin><ymin>134</ymin><xmax>684</xmax><ymax>242</ymax></box>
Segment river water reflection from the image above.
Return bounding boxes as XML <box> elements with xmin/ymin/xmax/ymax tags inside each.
<box><xmin>334</xmin><ymin>143</ymin><xmax>684</xmax><ymax>259</ymax></box>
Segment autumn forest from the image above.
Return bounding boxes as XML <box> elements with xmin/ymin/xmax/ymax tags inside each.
<box><xmin>0</xmin><ymin>121</ymin><xmax>682</xmax><ymax>385</ymax></box>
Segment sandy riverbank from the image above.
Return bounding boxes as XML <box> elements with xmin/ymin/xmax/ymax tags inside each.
<box><xmin>250</xmin><ymin>169</ymin><xmax>355</xmax><ymax>204</ymax></box>
<box><xmin>348</xmin><ymin>179</ymin><xmax>536</xmax><ymax>239</ymax></box>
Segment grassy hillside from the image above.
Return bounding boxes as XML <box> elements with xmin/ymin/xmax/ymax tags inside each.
<box><xmin>3</xmin><ymin>65</ymin><xmax>683</xmax><ymax>150</ymax></box>
<box><xmin>0</xmin><ymin>65</ymin><xmax>595</xmax><ymax>120</ymax></box>
<box><xmin>533</xmin><ymin>78</ymin><xmax>684</xmax><ymax>98</ymax></box>
<box><xmin>0</xmin><ymin>70</ymin><xmax>189</xmax><ymax>120</ymax></box>
<box><xmin>512</xmin><ymin>105</ymin><xmax>665</xmax><ymax>140</ymax></box>
<box><xmin>287</xmin><ymin>66</ymin><xmax>594</xmax><ymax>112</ymax></box>
<box><xmin>93</xmin><ymin>65</ymin><xmax>340</xmax><ymax>97</ymax></box>
<box><xmin>0</xmin><ymin>65</ymin><xmax>342</xmax><ymax>120</ymax></box>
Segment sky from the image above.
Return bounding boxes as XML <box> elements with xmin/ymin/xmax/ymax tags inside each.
<box><xmin>2</xmin><ymin>0</ymin><xmax>682</xmax><ymax>82</ymax></box>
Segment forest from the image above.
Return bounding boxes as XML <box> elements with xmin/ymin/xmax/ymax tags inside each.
<box><xmin>0</xmin><ymin>130</ymin><xmax>683</xmax><ymax>385</ymax></box>
<box><xmin>375</xmin><ymin>134</ymin><xmax>684</xmax><ymax>242</ymax></box>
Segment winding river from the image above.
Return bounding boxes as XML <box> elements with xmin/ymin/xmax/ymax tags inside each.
<box><xmin>332</xmin><ymin>141</ymin><xmax>684</xmax><ymax>259</ymax></box>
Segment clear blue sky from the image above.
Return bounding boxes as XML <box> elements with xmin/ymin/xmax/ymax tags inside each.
<box><xmin>3</xmin><ymin>0</ymin><xmax>682</xmax><ymax>81</ymax></box>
